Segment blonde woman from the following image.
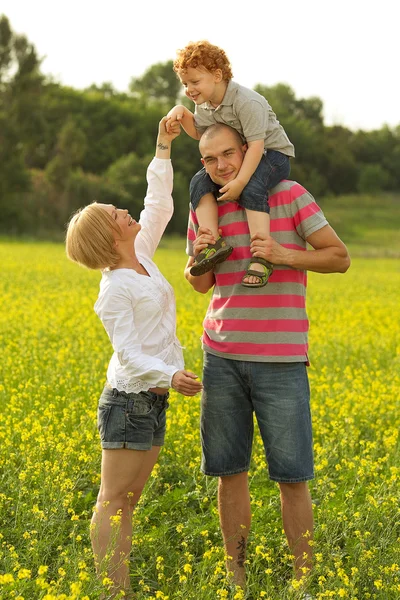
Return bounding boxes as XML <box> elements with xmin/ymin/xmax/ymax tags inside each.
<box><xmin>66</xmin><ymin>117</ymin><xmax>202</xmax><ymax>598</ymax></box>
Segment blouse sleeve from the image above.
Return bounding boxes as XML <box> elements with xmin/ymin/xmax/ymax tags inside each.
<box><xmin>95</xmin><ymin>286</ymin><xmax>179</xmax><ymax>388</ymax></box>
<box><xmin>134</xmin><ymin>157</ymin><xmax>174</xmax><ymax>259</ymax></box>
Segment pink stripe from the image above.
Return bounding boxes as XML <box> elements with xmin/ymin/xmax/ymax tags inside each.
<box><xmin>216</xmin><ymin>269</ymin><xmax>307</xmax><ymax>286</ymax></box>
<box><xmin>294</xmin><ymin>204</ymin><xmax>321</xmax><ymax>227</ymax></box>
<box><xmin>284</xmin><ymin>244</ymin><xmax>306</xmax><ymax>251</ymax></box>
<box><xmin>218</xmin><ymin>202</ymin><xmax>241</xmax><ymax>217</ymax></box>
<box><xmin>269</xmin><ymin>183</ymin><xmax>307</xmax><ymax>207</ymax></box>
<box><xmin>187</xmin><ymin>228</ymin><xmax>196</xmax><ymax>242</ymax></box>
<box><xmin>204</xmin><ymin>318</ymin><xmax>309</xmax><ymax>333</ymax></box>
<box><xmin>190</xmin><ymin>208</ymin><xmax>199</xmax><ymax>225</ymax></box>
<box><xmin>210</xmin><ymin>294</ymin><xmax>305</xmax><ymax>310</ymax></box>
<box><xmin>222</xmin><ymin>221</ymin><xmax>249</xmax><ymax>237</ymax></box>
<box><xmin>203</xmin><ymin>333</ymin><xmax>308</xmax><ymax>356</ymax></box>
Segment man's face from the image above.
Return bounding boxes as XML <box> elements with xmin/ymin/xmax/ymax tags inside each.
<box><xmin>200</xmin><ymin>130</ymin><xmax>247</xmax><ymax>187</ymax></box>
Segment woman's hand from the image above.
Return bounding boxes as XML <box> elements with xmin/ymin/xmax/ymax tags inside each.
<box><xmin>159</xmin><ymin>115</ymin><xmax>181</xmax><ymax>140</ymax></box>
<box><xmin>171</xmin><ymin>370</ymin><xmax>203</xmax><ymax>396</ymax></box>
<box><xmin>155</xmin><ymin>117</ymin><xmax>181</xmax><ymax>159</ymax></box>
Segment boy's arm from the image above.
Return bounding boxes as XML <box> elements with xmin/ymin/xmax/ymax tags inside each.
<box><xmin>218</xmin><ymin>139</ymin><xmax>264</xmax><ymax>201</ymax></box>
<box><xmin>166</xmin><ymin>105</ymin><xmax>202</xmax><ymax>140</ymax></box>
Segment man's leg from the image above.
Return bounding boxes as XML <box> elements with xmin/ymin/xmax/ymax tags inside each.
<box><xmin>200</xmin><ymin>353</ymin><xmax>254</xmax><ymax>588</ymax></box>
<box><xmin>279</xmin><ymin>482</ymin><xmax>314</xmax><ymax>581</ymax></box>
<box><xmin>218</xmin><ymin>472</ymin><xmax>251</xmax><ymax>588</ymax></box>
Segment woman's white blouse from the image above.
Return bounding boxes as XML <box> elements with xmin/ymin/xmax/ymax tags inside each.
<box><xmin>94</xmin><ymin>157</ymin><xmax>184</xmax><ymax>393</ymax></box>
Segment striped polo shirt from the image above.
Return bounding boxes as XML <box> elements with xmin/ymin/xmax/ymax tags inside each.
<box><xmin>186</xmin><ymin>180</ymin><xmax>328</xmax><ymax>363</ymax></box>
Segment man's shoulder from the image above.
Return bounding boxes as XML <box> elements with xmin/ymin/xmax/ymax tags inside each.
<box><xmin>269</xmin><ymin>180</ymin><xmax>313</xmax><ymax>206</ymax></box>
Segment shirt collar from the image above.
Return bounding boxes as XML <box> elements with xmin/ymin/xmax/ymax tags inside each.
<box><xmin>203</xmin><ymin>80</ymin><xmax>238</xmax><ymax>111</ymax></box>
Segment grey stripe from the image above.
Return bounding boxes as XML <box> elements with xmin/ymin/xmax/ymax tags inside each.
<box><xmin>206</xmin><ymin>330</ymin><xmax>307</xmax><ymax>345</ymax></box>
<box><xmin>215</xmin><ymin>282</ymin><xmax>306</xmax><ymax>297</ymax></box>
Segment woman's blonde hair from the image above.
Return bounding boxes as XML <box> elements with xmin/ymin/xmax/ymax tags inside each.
<box><xmin>66</xmin><ymin>202</ymin><xmax>122</xmax><ymax>270</ymax></box>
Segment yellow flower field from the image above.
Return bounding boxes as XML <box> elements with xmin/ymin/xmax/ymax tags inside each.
<box><xmin>0</xmin><ymin>242</ymin><xmax>399</xmax><ymax>599</ymax></box>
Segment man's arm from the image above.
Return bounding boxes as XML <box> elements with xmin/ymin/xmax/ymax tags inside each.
<box><xmin>184</xmin><ymin>227</ymin><xmax>216</xmax><ymax>293</ymax></box>
<box><xmin>250</xmin><ymin>225</ymin><xmax>351</xmax><ymax>274</ymax></box>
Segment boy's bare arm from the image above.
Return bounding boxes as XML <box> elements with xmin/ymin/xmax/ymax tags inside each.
<box><xmin>218</xmin><ymin>139</ymin><xmax>264</xmax><ymax>201</ymax></box>
<box><xmin>166</xmin><ymin>105</ymin><xmax>202</xmax><ymax>140</ymax></box>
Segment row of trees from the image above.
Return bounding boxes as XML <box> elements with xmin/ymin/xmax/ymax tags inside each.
<box><xmin>1</xmin><ymin>14</ymin><xmax>399</xmax><ymax>236</ymax></box>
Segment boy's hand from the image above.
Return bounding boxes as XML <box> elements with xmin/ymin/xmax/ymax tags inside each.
<box><xmin>218</xmin><ymin>178</ymin><xmax>245</xmax><ymax>201</ymax></box>
<box><xmin>166</xmin><ymin>105</ymin><xmax>186</xmax><ymax>133</ymax></box>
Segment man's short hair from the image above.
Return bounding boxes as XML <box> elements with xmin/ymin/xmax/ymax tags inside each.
<box><xmin>199</xmin><ymin>124</ymin><xmax>244</xmax><ymax>154</ymax></box>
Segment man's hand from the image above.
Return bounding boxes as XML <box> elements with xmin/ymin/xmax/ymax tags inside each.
<box><xmin>218</xmin><ymin>178</ymin><xmax>245</xmax><ymax>202</ymax></box>
<box><xmin>171</xmin><ymin>370</ymin><xmax>203</xmax><ymax>396</ymax></box>
<box><xmin>192</xmin><ymin>226</ymin><xmax>222</xmax><ymax>256</ymax></box>
<box><xmin>250</xmin><ymin>232</ymin><xmax>291</xmax><ymax>265</ymax></box>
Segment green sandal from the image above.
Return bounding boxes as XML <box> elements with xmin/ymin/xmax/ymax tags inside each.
<box><xmin>190</xmin><ymin>237</ymin><xmax>233</xmax><ymax>276</ymax></box>
<box><xmin>241</xmin><ymin>257</ymin><xmax>273</xmax><ymax>288</ymax></box>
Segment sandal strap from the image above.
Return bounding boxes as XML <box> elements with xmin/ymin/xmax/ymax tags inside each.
<box><xmin>248</xmin><ymin>257</ymin><xmax>273</xmax><ymax>268</ymax></box>
<box><xmin>245</xmin><ymin>269</ymin><xmax>267</xmax><ymax>279</ymax></box>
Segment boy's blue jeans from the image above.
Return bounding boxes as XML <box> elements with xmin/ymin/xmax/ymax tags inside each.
<box><xmin>190</xmin><ymin>150</ymin><xmax>291</xmax><ymax>214</ymax></box>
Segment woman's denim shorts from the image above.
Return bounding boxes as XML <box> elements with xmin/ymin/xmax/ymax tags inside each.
<box><xmin>97</xmin><ymin>385</ymin><xmax>170</xmax><ymax>451</ymax></box>
<box><xmin>200</xmin><ymin>353</ymin><xmax>314</xmax><ymax>482</ymax></box>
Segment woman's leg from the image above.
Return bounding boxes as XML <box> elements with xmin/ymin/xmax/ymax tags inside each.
<box><xmin>91</xmin><ymin>446</ymin><xmax>160</xmax><ymax>596</ymax></box>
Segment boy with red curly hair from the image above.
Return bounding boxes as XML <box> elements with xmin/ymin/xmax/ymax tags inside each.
<box><xmin>167</xmin><ymin>41</ymin><xmax>295</xmax><ymax>287</ymax></box>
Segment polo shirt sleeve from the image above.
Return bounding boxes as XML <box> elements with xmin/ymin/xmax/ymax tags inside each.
<box><xmin>290</xmin><ymin>185</ymin><xmax>329</xmax><ymax>240</ymax></box>
<box><xmin>186</xmin><ymin>205</ymin><xmax>199</xmax><ymax>256</ymax></box>
<box><xmin>235</xmin><ymin>99</ymin><xmax>269</xmax><ymax>142</ymax></box>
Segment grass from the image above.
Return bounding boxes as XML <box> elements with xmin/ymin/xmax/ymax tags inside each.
<box><xmin>0</xmin><ymin>232</ymin><xmax>399</xmax><ymax>599</ymax></box>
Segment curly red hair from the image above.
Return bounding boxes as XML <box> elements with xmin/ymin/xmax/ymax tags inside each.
<box><xmin>173</xmin><ymin>41</ymin><xmax>233</xmax><ymax>81</ymax></box>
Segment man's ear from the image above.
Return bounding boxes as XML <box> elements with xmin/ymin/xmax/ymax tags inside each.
<box><xmin>242</xmin><ymin>143</ymin><xmax>248</xmax><ymax>153</ymax></box>
<box><xmin>200</xmin><ymin>157</ymin><xmax>205</xmax><ymax>166</ymax></box>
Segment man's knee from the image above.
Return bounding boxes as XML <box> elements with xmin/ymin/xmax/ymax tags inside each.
<box><xmin>279</xmin><ymin>481</ymin><xmax>310</xmax><ymax>501</ymax></box>
<box><xmin>219</xmin><ymin>472</ymin><xmax>249</xmax><ymax>491</ymax></box>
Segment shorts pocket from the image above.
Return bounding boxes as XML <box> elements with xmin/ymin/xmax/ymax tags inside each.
<box><xmin>97</xmin><ymin>404</ymin><xmax>112</xmax><ymax>438</ymax></box>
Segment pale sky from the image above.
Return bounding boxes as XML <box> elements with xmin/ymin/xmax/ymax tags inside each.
<box><xmin>2</xmin><ymin>0</ymin><xmax>399</xmax><ymax>131</ymax></box>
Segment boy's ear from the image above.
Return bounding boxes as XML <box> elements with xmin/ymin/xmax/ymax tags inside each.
<box><xmin>213</xmin><ymin>69</ymin><xmax>223</xmax><ymax>83</ymax></box>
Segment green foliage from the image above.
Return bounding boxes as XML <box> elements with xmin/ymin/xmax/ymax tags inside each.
<box><xmin>130</xmin><ymin>60</ymin><xmax>181</xmax><ymax>106</ymax></box>
<box><xmin>357</xmin><ymin>164</ymin><xmax>391</xmax><ymax>193</ymax></box>
<box><xmin>0</xmin><ymin>12</ymin><xmax>399</xmax><ymax>238</ymax></box>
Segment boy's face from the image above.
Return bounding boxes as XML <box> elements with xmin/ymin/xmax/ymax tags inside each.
<box><xmin>178</xmin><ymin>67</ymin><xmax>222</xmax><ymax>105</ymax></box>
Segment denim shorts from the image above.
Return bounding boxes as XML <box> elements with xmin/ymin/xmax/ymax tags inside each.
<box><xmin>97</xmin><ymin>386</ymin><xmax>170</xmax><ymax>450</ymax></box>
<box><xmin>200</xmin><ymin>353</ymin><xmax>314</xmax><ymax>482</ymax></box>
<box><xmin>189</xmin><ymin>150</ymin><xmax>291</xmax><ymax>213</ymax></box>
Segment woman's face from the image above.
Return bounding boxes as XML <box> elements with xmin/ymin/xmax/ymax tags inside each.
<box><xmin>99</xmin><ymin>204</ymin><xmax>141</xmax><ymax>241</ymax></box>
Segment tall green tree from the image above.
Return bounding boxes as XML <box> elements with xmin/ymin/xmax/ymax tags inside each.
<box><xmin>129</xmin><ymin>60</ymin><xmax>181</xmax><ymax>106</ymax></box>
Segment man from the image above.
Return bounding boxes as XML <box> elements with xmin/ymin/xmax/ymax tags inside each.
<box><xmin>184</xmin><ymin>124</ymin><xmax>350</xmax><ymax>594</ymax></box>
